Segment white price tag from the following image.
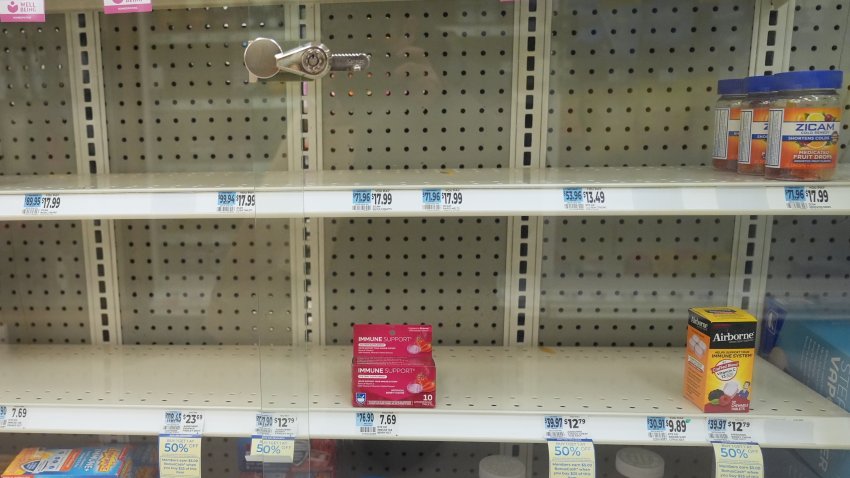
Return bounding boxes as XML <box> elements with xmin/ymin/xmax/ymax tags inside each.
<box><xmin>421</xmin><ymin>188</ymin><xmax>464</xmax><ymax>211</ymax></box>
<box><xmin>548</xmin><ymin>440</ymin><xmax>595</xmax><ymax>478</ymax></box>
<box><xmin>22</xmin><ymin>194</ymin><xmax>61</xmax><ymax>216</ymax></box>
<box><xmin>0</xmin><ymin>405</ymin><xmax>29</xmax><ymax>429</ymax></box>
<box><xmin>104</xmin><ymin>0</ymin><xmax>152</xmax><ymax>14</ymax></box>
<box><xmin>646</xmin><ymin>416</ymin><xmax>697</xmax><ymax>442</ymax></box>
<box><xmin>216</xmin><ymin>191</ymin><xmax>256</xmax><ymax>214</ymax></box>
<box><xmin>159</xmin><ymin>410</ymin><xmax>204</xmax><ymax>478</ymax></box>
<box><xmin>706</xmin><ymin>418</ymin><xmax>763</xmax><ymax>443</ymax></box>
<box><xmin>713</xmin><ymin>442</ymin><xmax>764</xmax><ymax>478</ymax></box>
<box><xmin>0</xmin><ymin>0</ymin><xmax>45</xmax><ymax>22</ymax></box>
<box><xmin>784</xmin><ymin>186</ymin><xmax>831</xmax><ymax>210</ymax></box>
<box><xmin>562</xmin><ymin>187</ymin><xmax>608</xmax><ymax>211</ymax></box>
<box><xmin>352</xmin><ymin>189</ymin><xmax>393</xmax><ymax>212</ymax></box>
<box><xmin>251</xmin><ymin>413</ymin><xmax>297</xmax><ymax>462</ymax></box>
<box><xmin>544</xmin><ymin>415</ymin><xmax>591</xmax><ymax>440</ymax></box>
<box><xmin>355</xmin><ymin>411</ymin><xmax>399</xmax><ymax>436</ymax></box>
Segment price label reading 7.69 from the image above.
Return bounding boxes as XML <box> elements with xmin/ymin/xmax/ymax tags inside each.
<box><xmin>0</xmin><ymin>405</ymin><xmax>29</xmax><ymax>429</ymax></box>
<box><xmin>355</xmin><ymin>411</ymin><xmax>399</xmax><ymax>436</ymax></box>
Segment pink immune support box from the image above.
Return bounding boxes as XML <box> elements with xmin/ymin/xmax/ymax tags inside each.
<box><xmin>352</xmin><ymin>324</ymin><xmax>436</xmax><ymax>408</ymax></box>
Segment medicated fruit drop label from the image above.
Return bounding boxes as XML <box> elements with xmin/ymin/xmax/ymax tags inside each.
<box><xmin>548</xmin><ymin>440</ymin><xmax>595</xmax><ymax>478</ymax></box>
<box><xmin>767</xmin><ymin>107</ymin><xmax>840</xmax><ymax>171</ymax></box>
<box><xmin>103</xmin><ymin>0</ymin><xmax>152</xmax><ymax>14</ymax></box>
<box><xmin>0</xmin><ymin>0</ymin><xmax>44</xmax><ymax>22</ymax></box>
<box><xmin>713</xmin><ymin>443</ymin><xmax>764</xmax><ymax>478</ymax></box>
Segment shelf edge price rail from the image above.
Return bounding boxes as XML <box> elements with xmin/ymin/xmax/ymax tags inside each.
<box><xmin>251</xmin><ymin>413</ymin><xmax>297</xmax><ymax>463</ymax></box>
<box><xmin>0</xmin><ymin>405</ymin><xmax>30</xmax><ymax>430</ymax></box>
<box><xmin>21</xmin><ymin>193</ymin><xmax>62</xmax><ymax>216</ymax></box>
<box><xmin>159</xmin><ymin>410</ymin><xmax>205</xmax><ymax>478</ymax></box>
<box><xmin>355</xmin><ymin>411</ymin><xmax>399</xmax><ymax>437</ymax></box>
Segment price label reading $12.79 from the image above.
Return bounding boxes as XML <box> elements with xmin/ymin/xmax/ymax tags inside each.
<box><xmin>0</xmin><ymin>405</ymin><xmax>29</xmax><ymax>429</ymax></box>
<box><xmin>251</xmin><ymin>413</ymin><xmax>297</xmax><ymax>462</ymax></box>
<box><xmin>159</xmin><ymin>411</ymin><xmax>205</xmax><ymax>478</ymax></box>
<box><xmin>356</xmin><ymin>411</ymin><xmax>399</xmax><ymax>436</ymax></box>
<box><xmin>548</xmin><ymin>440</ymin><xmax>595</xmax><ymax>478</ymax></box>
<box><xmin>707</xmin><ymin>418</ymin><xmax>762</xmax><ymax>443</ymax></box>
<box><xmin>544</xmin><ymin>415</ymin><xmax>591</xmax><ymax>440</ymax></box>
<box><xmin>713</xmin><ymin>443</ymin><xmax>764</xmax><ymax>478</ymax></box>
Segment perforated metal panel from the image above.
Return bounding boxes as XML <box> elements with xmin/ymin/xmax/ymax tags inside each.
<box><xmin>787</xmin><ymin>0</ymin><xmax>850</xmax><ymax>162</ymax></box>
<box><xmin>0</xmin><ymin>16</ymin><xmax>76</xmax><ymax>176</ymax></box>
<box><xmin>531</xmin><ymin>444</ymin><xmax>714</xmax><ymax>478</ymax></box>
<box><xmin>0</xmin><ymin>221</ymin><xmax>90</xmax><ymax>344</ymax></box>
<box><xmin>115</xmin><ymin>219</ymin><xmax>292</xmax><ymax>345</ymax></box>
<box><xmin>320</xmin><ymin>0</ymin><xmax>514</xmax><ymax>170</ymax></box>
<box><xmin>336</xmin><ymin>440</ymin><xmax>499</xmax><ymax>477</ymax></box>
<box><xmin>537</xmin><ymin>216</ymin><xmax>735</xmax><ymax>346</ymax></box>
<box><xmin>545</xmin><ymin>0</ymin><xmax>755</xmax><ymax>167</ymax></box>
<box><xmin>765</xmin><ymin>216</ymin><xmax>850</xmax><ymax>302</ymax></box>
<box><xmin>323</xmin><ymin>217</ymin><xmax>507</xmax><ymax>346</ymax></box>
<box><xmin>100</xmin><ymin>5</ymin><xmax>290</xmax><ymax>173</ymax></box>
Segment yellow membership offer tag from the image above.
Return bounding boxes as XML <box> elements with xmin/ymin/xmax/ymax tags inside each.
<box><xmin>159</xmin><ymin>436</ymin><xmax>202</xmax><ymax>478</ymax></box>
<box><xmin>548</xmin><ymin>440</ymin><xmax>595</xmax><ymax>478</ymax></box>
<box><xmin>713</xmin><ymin>442</ymin><xmax>764</xmax><ymax>478</ymax></box>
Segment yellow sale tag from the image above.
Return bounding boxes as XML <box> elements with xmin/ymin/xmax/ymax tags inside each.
<box><xmin>250</xmin><ymin>437</ymin><xmax>295</xmax><ymax>463</ymax></box>
<box><xmin>548</xmin><ymin>440</ymin><xmax>595</xmax><ymax>478</ymax></box>
<box><xmin>158</xmin><ymin>436</ymin><xmax>202</xmax><ymax>478</ymax></box>
<box><xmin>713</xmin><ymin>443</ymin><xmax>764</xmax><ymax>478</ymax></box>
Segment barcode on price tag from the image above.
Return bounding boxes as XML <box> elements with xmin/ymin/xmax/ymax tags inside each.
<box><xmin>562</xmin><ymin>188</ymin><xmax>607</xmax><ymax>211</ymax></box>
<box><xmin>784</xmin><ymin>186</ymin><xmax>831</xmax><ymax>210</ymax></box>
<box><xmin>0</xmin><ymin>405</ymin><xmax>29</xmax><ymax>429</ymax></box>
<box><xmin>707</xmin><ymin>418</ymin><xmax>763</xmax><ymax>443</ymax></box>
<box><xmin>216</xmin><ymin>191</ymin><xmax>256</xmax><ymax>214</ymax></box>
<box><xmin>544</xmin><ymin>415</ymin><xmax>591</xmax><ymax>440</ymax></box>
<box><xmin>355</xmin><ymin>411</ymin><xmax>398</xmax><ymax>436</ymax></box>
<box><xmin>22</xmin><ymin>194</ymin><xmax>61</xmax><ymax>216</ymax></box>
<box><xmin>351</xmin><ymin>190</ymin><xmax>393</xmax><ymax>212</ymax></box>
<box><xmin>646</xmin><ymin>416</ymin><xmax>694</xmax><ymax>442</ymax></box>
<box><xmin>421</xmin><ymin>189</ymin><xmax>463</xmax><ymax>211</ymax></box>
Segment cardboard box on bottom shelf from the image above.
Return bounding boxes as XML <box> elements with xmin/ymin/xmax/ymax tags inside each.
<box><xmin>352</xmin><ymin>356</ymin><xmax>436</xmax><ymax>408</ymax></box>
<box><xmin>2</xmin><ymin>447</ymin><xmax>133</xmax><ymax>478</ymax></box>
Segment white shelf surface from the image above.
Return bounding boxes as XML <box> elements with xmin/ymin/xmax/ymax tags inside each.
<box><xmin>1</xmin><ymin>167</ymin><xmax>848</xmax><ymax>219</ymax></box>
<box><xmin>47</xmin><ymin>0</ymin><xmax>412</xmax><ymax>12</ymax></box>
<box><xmin>0</xmin><ymin>345</ymin><xmax>308</xmax><ymax>437</ymax></box>
<box><xmin>307</xmin><ymin>346</ymin><xmax>850</xmax><ymax>448</ymax></box>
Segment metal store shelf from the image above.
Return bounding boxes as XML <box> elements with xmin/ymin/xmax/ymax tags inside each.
<box><xmin>46</xmin><ymin>0</ymin><xmax>413</xmax><ymax>12</ymax></box>
<box><xmin>0</xmin><ymin>345</ymin><xmax>308</xmax><ymax>437</ymax></box>
<box><xmin>307</xmin><ymin>346</ymin><xmax>850</xmax><ymax>448</ymax></box>
<box><xmin>1</xmin><ymin>166</ymin><xmax>848</xmax><ymax>219</ymax></box>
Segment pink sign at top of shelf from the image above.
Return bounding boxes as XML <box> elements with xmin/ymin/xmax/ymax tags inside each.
<box><xmin>0</xmin><ymin>0</ymin><xmax>45</xmax><ymax>23</ymax></box>
<box><xmin>103</xmin><ymin>0</ymin><xmax>152</xmax><ymax>15</ymax></box>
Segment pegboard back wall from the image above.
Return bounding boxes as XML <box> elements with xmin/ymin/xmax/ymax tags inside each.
<box><xmin>115</xmin><ymin>219</ymin><xmax>292</xmax><ymax>345</ymax></box>
<box><xmin>787</xmin><ymin>1</ymin><xmax>850</xmax><ymax>162</ymax></box>
<box><xmin>531</xmin><ymin>444</ymin><xmax>714</xmax><ymax>478</ymax></box>
<box><xmin>545</xmin><ymin>0</ymin><xmax>755</xmax><ymax>167</ymax></box>
<box><xmin>537</xmin><ymin>216</ymin><xmax>735</xmax><ymax>347</ymax></box>
<box><xmin>765</xmin><ymin>216</ymin><xmax>850</xmax><ymax>303</ymax></box>
<box><xmin>337</xmin><ymin>440</ymin><xmax>499</xmax><ymax>477</ymax></box>
<box><xmin>0</xmin><ymin>16</ymin><xmax>77</xmax><ymax>176</ymax></box>
<box><xmin>0</xmin><ymin>221</ymin><xmax>90</xmax><ymax>345</ymax></box>
<box><xmin>100</xmin><ymin>6</ymin><xmax>290</xmax><ymax>173</ymax></box>
<box><xmin>320</xmin><ymin>0</ymin><xmax>515</xmax><ymax>170</ymax></box>
<box><xmin>323</xmin><ymin>217</ymin><xmax>507</xmax><ymax>346</ymax></box>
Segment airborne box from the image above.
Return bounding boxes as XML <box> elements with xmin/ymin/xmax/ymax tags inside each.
<box><xmin>683</xmin><ymin>307</ymin><xmax>757</xmax><ymax>413</ymax></box>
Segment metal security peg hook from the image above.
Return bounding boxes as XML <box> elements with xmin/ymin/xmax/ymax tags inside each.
<box><xmin>244</xmin><ymin>38</ymin><xmax>370</xmax><ymax>82</ymax></box>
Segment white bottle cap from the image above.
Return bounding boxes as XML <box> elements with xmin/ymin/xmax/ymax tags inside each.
<box><xmin>479</xmin><ymin>455</ymin><xmax>525</xmax><ymax>478</ymax></box>
<box><xmin>615</xmin><ymin>447</ymin><xmax>665</xmax><ymax>478</ymax></box>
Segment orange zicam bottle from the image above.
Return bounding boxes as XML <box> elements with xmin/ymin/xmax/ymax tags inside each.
<box><xmin>738</xmin><ymin>76</ymin><xmax>776</xmax><ymax>175</ymax></box>
<box><xmin>765</xmin><ymin>70</ymin><xmax>843</xmax><ymax>181</ymax></box>
<box><xmin>712</xmin><ymin>79</ymin><xmax>747</xmax><ymax>171</ymax></box>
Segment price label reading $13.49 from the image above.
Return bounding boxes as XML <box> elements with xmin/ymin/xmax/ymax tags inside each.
<box><xmin>355</xmin><ymin>411</ymin><xmax>399</xmax><ymax>436</ymax></box>
<box><xmin>251</xmin><ymin>413</ymin><xmax>297</xmax><ymax>462</ymax></box>
<box><xmin>713</xmin><ymin>443</ymin><xmax>764</xmax><ymax>478</ymax></box>
<box><xmin>562</xmin><ymin>188</ymin><xmax>607</xmax><ymax>211</ymax></box>
<box><xmin>0</xmin><ymin>405</ymin><xmax>29</xmax><ymax>430</ymax></box>
<box><xmin>22</xmin><ymin>194</ymin><xmax>61</xmax><ymax>216</ymax></box>
<box><xmin>159</xmin><ymin>410</ymin><xmax>205</xmax><ymax>478</ymax></box>
<box><xmin>216</xmin><ymin>191</ymin><xmax>256</xmax><ymax>214</ymax></box>
<box><xmin>548</xmin><ymin>440</ymin><xmax>595</xmax><ymax>478</ymax></box>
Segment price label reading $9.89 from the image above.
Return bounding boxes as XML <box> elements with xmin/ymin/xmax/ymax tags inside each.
<box><xmin>713</xmin><ymin>443</ymin><xmax>764</xmax><ymax>478</ymax></box>
<box><xmin>548</xmin><ymin>440</ymin><xmax>595</xmax><ymax>478</ymax></box>
<box><xmin>647</xmin><ymin>416</ymin><xmax>693</xmax><ymax>442</ymax></box>
<box><xmin>356</xmin><ymin>411</ymin><xmax>398</xmax><ymax>436</ymax></box>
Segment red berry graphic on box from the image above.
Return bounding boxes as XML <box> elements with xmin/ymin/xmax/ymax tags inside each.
<box><xmin>7</xmin><ymin>2</ymin><xmax>19</xmax><ymax>13</ymax></box>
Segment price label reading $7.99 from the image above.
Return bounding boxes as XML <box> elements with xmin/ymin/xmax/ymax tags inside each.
<box><xmin>159</xmin><ymin>411</ymin><xmax>205</xmax><ymax>478</ymax></box>
<box><xmin>713</xmin><ymin>443</ymin><xmax>764</xmax><ymax>478</ymax></box>
<box><xmin>548</xmin><ymin>440</ymin><xmax>595</xmax><ymax>478</ymax></box>
<box><xmin>0</xmin><ymin>405</ymin><xmax>29</xmax><ymax>430</ymax></box>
